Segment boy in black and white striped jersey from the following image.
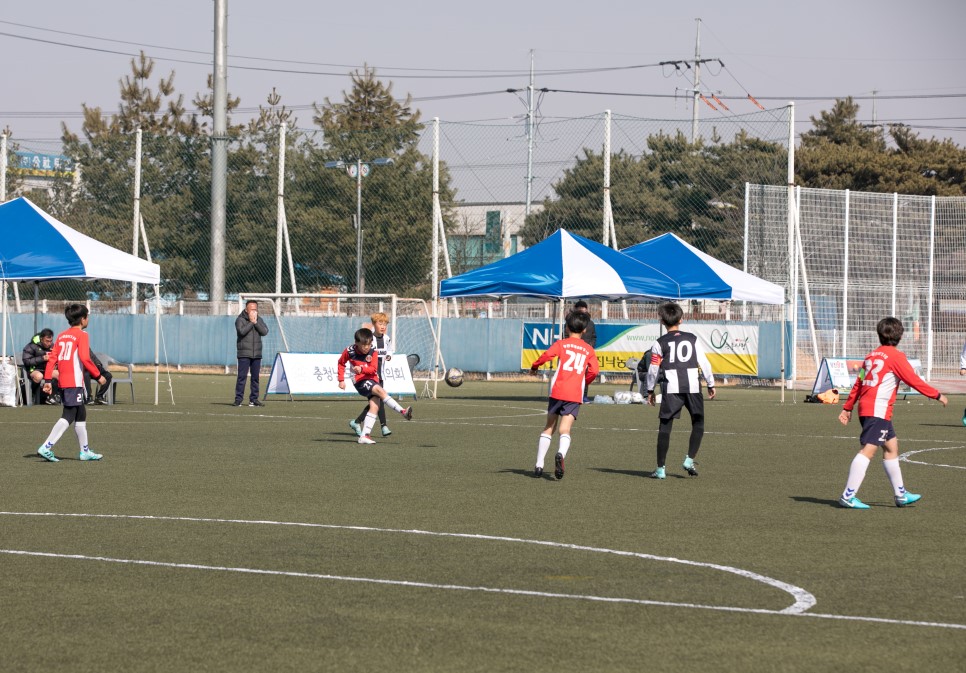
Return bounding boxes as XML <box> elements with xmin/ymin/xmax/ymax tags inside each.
<box><xmin>640</xmin><ymin>302</ymin><xmax>716</xmax><ymax>479</ymax></box>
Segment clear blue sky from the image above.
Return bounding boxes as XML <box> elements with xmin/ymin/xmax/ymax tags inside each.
<box><xmin>3</xmin><ymin>0</ymin><xmax>964</xmax><ymax>145</ymax></box>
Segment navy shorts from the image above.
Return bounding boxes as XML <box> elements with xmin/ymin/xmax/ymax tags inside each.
<box><xmin>61</xmin><ymin>387</ymin><xmax>85</xmax><ymax>407</ymax></box>
<box><xmin>858</xmin><ymin>416</ymin><xmax>896</xmax><ymax>447</ymax></box>
<box><xmin>354</xmin><ymin>379</ymin><xmax>379</xmax><ymax>398</ymax></box>
<box><xmin>548</xmin><ymin>397</ymin><xmax>581</xmax><ymax>419</ymax></box>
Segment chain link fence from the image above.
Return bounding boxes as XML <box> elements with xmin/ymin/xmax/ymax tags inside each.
<box><xmin>4</xmin><ymin>107</ymin><xmax>791</xmax><ymax>316</ymax></box>
<box><xmin>746</xmin><ymin>184</ymin><xmax>966</xmax><ymax>379</ymax></box>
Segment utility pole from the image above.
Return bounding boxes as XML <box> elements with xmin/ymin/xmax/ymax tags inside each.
<box><xmin>525</xmin><ymin>49</ymin><xmax>535</xmax><ymax>218</ymax></box>
<box><xmin>658</xmin><ymin>20</ymin><xmax>719</xmax><ymax>144</ymax></box>
<box><xmin>691</xmin><ymin>18</ymin><xmax>702</xmax><ymax>143</ymax></box>
<box><xmin>210</xmin><ymin>0</ymin><xmax>228</xmax><ymax>310</ymax></box>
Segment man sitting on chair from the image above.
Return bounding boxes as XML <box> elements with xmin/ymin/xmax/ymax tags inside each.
<box><xmin>22</xmin><ymin>328</ymin><xmax>60</xmax><ymax>404</ymax></box>
<box><xmin>83</xmin><ymin>351</ymin><xmax>113</xmax><ymax>405</ymax></box>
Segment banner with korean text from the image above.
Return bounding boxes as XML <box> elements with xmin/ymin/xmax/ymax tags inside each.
<box><xmin>265</xmin><ymin>353</ymin><xmax>417</xmax><ymax>398</ymax></box>
<box><xmin>522</xmin><ymin>323</ymin><xmax>761</xmax><ymax>376</ymax></box>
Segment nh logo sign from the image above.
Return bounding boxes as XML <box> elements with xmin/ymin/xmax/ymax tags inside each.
<box><xmin>529</xmin><ymin>326</ymin><xmax>561</xmax><ymax>349</ymax></box>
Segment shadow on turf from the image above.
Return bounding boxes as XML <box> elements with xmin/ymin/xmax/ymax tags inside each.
<box><xmin>498</xmin><ymin>468</ymin><xmax>558</xmax><ymax>480</ymax></box>
<box><xmin>791</xmin><ymin>495</ymin><xmax>846</xmax><ymax>508</ymax></box>
<box><xmin>591</xmin><ymin>467</ymin><xmax>681</xmax><ymax>479</ymax></box>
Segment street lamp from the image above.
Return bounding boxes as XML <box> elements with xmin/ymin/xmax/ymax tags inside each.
<box><xmin>324</xmin><ymin>157</ymin><xmax>394</xmax><ymax>294</ymax></box>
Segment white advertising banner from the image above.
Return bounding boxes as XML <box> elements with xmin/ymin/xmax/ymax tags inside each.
<box><xmin>266</xmin><ymin>353</ymin><xmax>417</xmax><ymax>399</ymax></box>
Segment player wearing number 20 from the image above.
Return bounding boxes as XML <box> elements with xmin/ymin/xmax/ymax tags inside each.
<box><xmin>642</xmin><ymin>301</ymin><xmax>716</xmax><ymax>479</ymax></box>
<box><xmin>837</xmin><ymin>317</ymin><xmax>947</xmax><ymax>509</ymax></box>
<box><xmin>528</xmin><ymin>310</ymin><xmax>599</xmax><ymax>479</ymax></box>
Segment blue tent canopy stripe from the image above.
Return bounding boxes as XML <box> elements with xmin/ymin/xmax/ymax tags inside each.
<box><xmin>440</xmin><ymin>229</ymin><xmax>687</xmax><ymax>300</ymax></box>
<box><xmin>0</xmin><ymin>197</ymin><xmax>160</xmax><ymax>284</ymax></box>
<box><xmin>621</xmin><ymin>233</ymin><xmax>784</xmax><ymax>305</ymax></box>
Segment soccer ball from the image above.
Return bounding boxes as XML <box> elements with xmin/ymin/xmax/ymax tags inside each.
<box><xmin>445</xmin><ymin>367</ymin><xmax>464</xmax><ymax>387</ymax></box>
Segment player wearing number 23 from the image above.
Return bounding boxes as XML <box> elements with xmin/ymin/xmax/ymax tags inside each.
<box><xmin>836</xmin><ymin>317</ymin><xmax>947</xmax><ymax>509</ymax></box>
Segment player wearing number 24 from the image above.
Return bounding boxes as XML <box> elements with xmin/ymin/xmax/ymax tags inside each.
<box><xmin>836</xmin><ymin>317</ymin><xmax>947</xmax><ymax>509</ymax></box>
<box><xmin>528</xmin><ymin>310</ymin><xmax>599</xmax><ymax>479</ymax></box>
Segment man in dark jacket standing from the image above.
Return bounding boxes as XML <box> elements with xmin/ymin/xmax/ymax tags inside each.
<box><xmin>234</xmin><ymin>300</ymin><xmax>269</xmax><ymax>407</ymax></box>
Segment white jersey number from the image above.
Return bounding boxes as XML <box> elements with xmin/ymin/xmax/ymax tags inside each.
<box><xmin>667</xmin><ymin>340</ymin><xmax>693</xmax><ymax>365</ymax></box>
<box><xmin>863</xmin><ymin>358</ymin><xmax>885</xmax><ymax>387</ymax></box>
<box><xmin>562</xmin><ymin>350</ymin><xmax>588</xmax><ymax>373</ymax></box>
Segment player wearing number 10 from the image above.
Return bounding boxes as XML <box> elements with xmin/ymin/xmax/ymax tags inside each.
<box><xmin>642</xmin><ymin>301</ymin><xmax>716</xmax><ymax>479</ymax></box>
<box><xmin>837</xmin><ymin>317</ymin><xmax>948</xmax><ymax>509</ymax></box>
<box><xmin>528</xmin><ymin>310</ymin><xmax>599</xmax><ymax>479</ymax></box>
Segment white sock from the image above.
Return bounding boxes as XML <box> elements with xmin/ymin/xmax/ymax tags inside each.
<box><xmin>74</xmin><ymin>422</ymin><xmax>89</xmax><ymax>452</ymax></box>
<box><xmin>882</xmin><ymin>458</ymin><xmax>907</xmax><ymax>497</ymax></box>
<box><xmin>558</xmin><ymin>434</ymin><xmax>572</xmax><ymax>458</ymax></box>
<box><xmin>42</xmin><ymin>418</ymin><xmax>70</xmax><ymax>448</ymax></box>
<box><xmin>535</xmin><ymin>434</ymin><xmax>552</xmax><ymax>469</ymax></box>
<box><xmin>362</xmin><ymin>413</ymin><xmax>377</xmax><ymax>437</ymax></box>
<box><xmin>842</xmin><ymin>454</ymin><xmax>871</xmax><ymax>500</ymax></box>
<box><xmin>383</xmin><ymin>397</ymin><xmax>403</xmax><ymax>413</ymax></box>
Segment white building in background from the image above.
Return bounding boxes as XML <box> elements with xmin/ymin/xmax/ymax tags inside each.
<box><xmin>448</xmin><ymin>202</ymin><xmax>543</xmax><ymax>273</ymax></box>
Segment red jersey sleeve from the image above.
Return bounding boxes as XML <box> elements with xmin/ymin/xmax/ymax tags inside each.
<box><xmin>76</xmin><ymin>331</ymin><xmax>101</xmax><ymax>378</ymax></box>
<box><xmin>585</xmin><ymin>347</ymin><xmax>600</xmax><ymax>386</ymax></box>
<box><xmin>842</xmin><ymin>375</ymin><xmax>862</xmax><ymax>412</ymax></box>
<box><xmin>892</xmin><ymin>353</ymin><xmax>940</xmax><ymax>399</ymax></box>
<box><xmin>337</xmin><ymin>348</ymin><xmax>350</xmax><ymax>382</ymax></box>
<box><xmin>530</xmin><ymin>341</ymin><xmax>561</xmax><ymax>370</ymax></box>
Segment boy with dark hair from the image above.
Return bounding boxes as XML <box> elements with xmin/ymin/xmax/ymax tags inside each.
<box><xmin>565</xmin><ymin>299</ymin><xmax>597</xmax><ymax>402</ymax></box>
<box><xmin>350</xmin><ymin>312</ymin><xmax>394</xmax><ymax>437</ymax></box>
<box><xmin>529</xmin><ymin>310</ymin><xmax>599</xmax><ymax>479</ymax></box>
<box><xmin>641</xmin><ymin>301</ymin><xmax>715</xmax><ymax>479</ymax></box>
<box><xmin>837</xmin><ymin>317</ymin><xmax>947</xmax><ymax>509</ymax></box>
<box><xmin>338</xmin><ymin>327</ymin><xmax>413</xmax><ymax>445</ymax></box>
<box><xmin>37</xmin><ymin>304</ymin><xmax>107</xmax><ymax>462</ymax></box>
<box><xmin>22</xmin><ymin>327</ymin><xmax>59</xmax><ymax>404</ymax></box>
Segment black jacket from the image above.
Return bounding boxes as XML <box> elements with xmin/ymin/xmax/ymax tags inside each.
<box><xmin>235</xmin><ymin>311</ymin><xmax>269</xmax><ymax>359</ymax></box>
<box><xmin>22</xmin><ymin>334</ymin><xmax>51</xmax><ymax>372</ymax></box>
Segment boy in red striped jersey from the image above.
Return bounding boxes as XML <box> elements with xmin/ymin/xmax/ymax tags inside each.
<box><xmin>37</xmin><ymin>304</ymin><xmax>108</xmax><ymax>462</ymax></box>
<box><xmin>528</xmin><ymin>310</ymin><xmax>599</xmax><ymax>479</ymax></box>
<box><xmin>837</xmin><ymin>317</ymin><xmax>948</xmax><ymax>509</ymax></box>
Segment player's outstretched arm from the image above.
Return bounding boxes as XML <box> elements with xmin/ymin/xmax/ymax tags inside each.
<box><xmin>936</xmin><ymin>393</ymin><xmax>948</xmax><ymax>407</ymax></box>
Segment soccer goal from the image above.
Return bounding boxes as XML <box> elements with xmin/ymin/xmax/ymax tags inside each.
<box><xmin>238</xmin><ymin>293</ymin><xmax>445</xmax><ymax>399</ymax></box>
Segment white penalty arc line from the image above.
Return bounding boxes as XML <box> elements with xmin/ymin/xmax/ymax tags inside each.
<box><xmin>900</xmin><ymin>445</ymin><xmax>966</xmax><ymax>470</ymax></box>
<box><xmin>0</xmin><ymin>547</ymin><xmax>962</xmax><ymax>631</ymax></box>
<box><xmin>2</xmin><ymin>512</ymin><xmax>964</xmax><ymax>630</ymax></box>
<box><xmin>3</xmin><ymin>511</ymin><xmax>813</xmax><ymax>613</ymax></box>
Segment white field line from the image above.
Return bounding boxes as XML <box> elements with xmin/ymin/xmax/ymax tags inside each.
<box><xmin>1</xmin><ymin>512</ymin><xmax>963</xmax><ymax>630</ymax></box>
<box><xmin>900</xmin><ymin>445</ymin><xmax>966</xmax><ymax>470</ymax></box>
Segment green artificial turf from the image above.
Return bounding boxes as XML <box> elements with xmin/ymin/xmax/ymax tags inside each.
<box><xmin>1</xmin><ymin>375</ymin><xmax>964</xmax><ymax>672</ymax></box>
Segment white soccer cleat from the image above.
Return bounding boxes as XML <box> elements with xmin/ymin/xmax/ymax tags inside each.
<box><xmin>357</xmin><ymin>435</ymin><xmax>376</xmax><ymax>445</ymax></box>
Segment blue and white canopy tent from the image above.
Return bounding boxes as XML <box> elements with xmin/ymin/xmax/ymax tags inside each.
<box><xmin>440</xmin><ymin>228</ymin><xmax>691</xmax><ymax>300</ymax></box>
<box><xmin>621</xmin><ymin>232</ymin><xmax>784</xmax><ymax>305</ymax></box>
<box><xmin>0</xmin><ymin>197</ymin><xmax>164</xmax><ymax>404</ymax></box>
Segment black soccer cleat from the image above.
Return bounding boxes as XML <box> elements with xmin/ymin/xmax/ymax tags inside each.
<box><xmin>554</xmin><ymin>452</ymin><xmax>565</xmax><ymax>480</ymax></box>
<box><xmin>533</xmin><ymin>467</ymin><xmax>543</xmax><ymax>478</ymax></box>
<box><xmin>403</xmin><ymin>406</ymin><xmax>414</xmax><ymax>421</ymax></box>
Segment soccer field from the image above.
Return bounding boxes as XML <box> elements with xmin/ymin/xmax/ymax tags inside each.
<box><xmin>2</xmin><ymin>376</ymin><xmax>964</xmax><ymax>672</ymax></box>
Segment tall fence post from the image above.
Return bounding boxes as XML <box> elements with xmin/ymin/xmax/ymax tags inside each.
<box><xmin>131</xmin><ymin>127</ymin><xmax>142</xmax><ymax>316</ymax></box>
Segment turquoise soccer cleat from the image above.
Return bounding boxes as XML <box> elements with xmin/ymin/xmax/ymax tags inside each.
<box><xmin>652</xmin><ymin>466</ymin><xmax>666</xmax><ymax>480</ymax></box>
<box><xmin>79</xmin><ymin>448</ymin><xmax>103</xmax><ymax>461</ymax></box>
<box><xmin>838</xmin><ymin>496</ymin><xmax>870</xmax><ymax>509</ymax></box>
<box><xmin>895</xmin><ymin>492</ymin><xmax>922</xmax><ymax>507</ymax></box>
<box><xmin>348</xmin><ymin>420</ymin><xmax>362</xmax><ymax>437</ymax></box>
<box><xmin>38</xmin><ymin>447</ymin><xmax>58</xmax><ymax>462</ymax></box>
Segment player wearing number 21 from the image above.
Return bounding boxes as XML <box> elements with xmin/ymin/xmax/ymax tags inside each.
<box><xmin>528</xmin><ymin>310</ymin><xmax>599</xmax><ymax>480</ymax></box>
<box><xmin>837</xmin><ymin>317</ymin><xmax>947</xmax><ymax>509</ymax></box>
<box><xmin>642</xmin><ymin>301</ymin><xmax>716</xmax><ymax>480</ymax></box>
